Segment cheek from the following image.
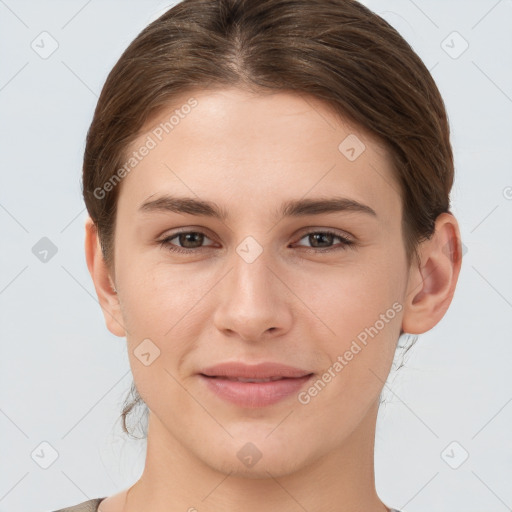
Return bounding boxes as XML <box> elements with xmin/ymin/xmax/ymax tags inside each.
<box><xmin>118</xmin><ymin>255</ymin><xmax>193</xmax><ymax>315</ymax></box>
<box><xmin>297</xmin><ymin>257</ymin><xmax>403</xmax><ymax>339</ymax></box>
<box><xmin>294</xmin><ymin>257</ymin><xmax>405</xmax><ymax>399</ymax></box>
<box><xmin>116</xmin><ymin>263</ymin><xmax>203</xmax><ymax>406</ymax></box>
<box><xmin>117</xmin><ymin>258</ymin><xmax>215</xmax><ymax>361</ymax></box>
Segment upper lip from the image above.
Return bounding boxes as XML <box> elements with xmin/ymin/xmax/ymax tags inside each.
<box><xmin>199</xmin><ymin>362</ymin><xmax>313</xmax><ymax>379</ymax></box>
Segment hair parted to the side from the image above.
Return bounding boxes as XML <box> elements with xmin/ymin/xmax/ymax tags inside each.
<box><xmin>83</xmin><ymin>0</ymin><xmax>454</xmax><ymax>440</ymax></box>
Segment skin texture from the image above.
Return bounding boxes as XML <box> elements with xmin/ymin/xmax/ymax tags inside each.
<box><xmin>86</xmin><ymin>87</ymin><xmax>462</xmax><ymax>512</ymax></box>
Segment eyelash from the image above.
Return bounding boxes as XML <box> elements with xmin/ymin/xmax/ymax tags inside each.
<box><xmin>158</xmin><ymin>229</ymin><xmax>356</xmax><ymax>255</ymax></box>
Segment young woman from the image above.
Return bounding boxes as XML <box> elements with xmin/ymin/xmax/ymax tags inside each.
<box><xmin>54</xmin><ymin>0</ymin><xmax>462</xmax><ymax>510</ymax></box>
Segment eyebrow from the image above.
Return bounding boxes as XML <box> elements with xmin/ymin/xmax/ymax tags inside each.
<box><xmin>138</xmin><ymin>194</ymin><xmax>377</xmax><ymax>221</ymax></box>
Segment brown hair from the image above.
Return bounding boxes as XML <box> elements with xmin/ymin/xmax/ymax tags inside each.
<box><xmin>82</xmin><ymin>0</ymin><xmax>454</xmax><ymax>439</ymax></box>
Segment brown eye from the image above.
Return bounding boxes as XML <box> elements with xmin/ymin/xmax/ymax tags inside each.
<box><xmin>175</xmin><ymin>232</ymin><xmax>205</xmax><ymax>249</ymax></box>
<box><xmin>159</xmin><ymin>231</ymin><xmax>216</xmax><ymax>254</ymax></box>
<box><xmin>158</xmin><ymin>228</ymin><xmax>355</xmax><ymax>256</ymax></box>
<box><xmin>306</xmin><ymin>232</ymin><xmax>335</xmax><ymax>248</ymax></box>
<box><xmin>294</xmin><ymin>230</ymin><xmax>355</xmax><ymax>252</ymax></box>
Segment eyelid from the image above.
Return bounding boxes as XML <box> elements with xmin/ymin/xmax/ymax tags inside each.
<box><xmin>158</xmin><ymin>226</ymin><xmax>356</xmax><ymax>254</ymax></box>
<box><xmin>158</xmin><ymin>226</ymin><xmax>216</xmax><ymax>241</ymax></box>
<box><xmin>157</xmin><ymin>228</ymin><xmax>218</xmax><ymax>254</ymax></box>
<box><xmin>294</xmin><ymin>227</ymin><xmax>355</xmax><ymax>244</ymax></box>
<box><xmin>158</xmin><ymin>227</ymin><xmax>354</xmax><ymax>244</ymax></box>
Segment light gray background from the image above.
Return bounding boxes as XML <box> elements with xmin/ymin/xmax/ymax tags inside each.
<box><xmin>1</xmin><ymin>1</ymin><xmax>511</xmax><ymax>511</ymax></box>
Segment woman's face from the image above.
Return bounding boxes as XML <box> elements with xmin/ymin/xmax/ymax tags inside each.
<box><xmin>109</xmin><ymin>87</ymin><xmax>411</xmax><ymax>476</ymax></box>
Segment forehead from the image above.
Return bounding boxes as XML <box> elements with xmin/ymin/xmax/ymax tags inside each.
<box><xmin>117</xmin><ymin>87</ymin><xmax>401</xmax><ymax>225</ymax></box>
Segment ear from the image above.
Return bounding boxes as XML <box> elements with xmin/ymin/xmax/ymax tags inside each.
<box><xmin>84</xmin><ymin>216</ymin><xmax>126</xmax><ymax>337</ymax></box>
<box><xmin>402</xmin><ymin>212</ymin><xmax>463</xmax><ymax>334</ymax></box>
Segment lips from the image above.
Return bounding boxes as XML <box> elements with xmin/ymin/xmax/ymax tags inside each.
<box><xmin>198</xmin><ymin>362</ymin><xmax>314</xmax><ymax>407</ymax></box>
<box><xmin>209</xmin><ymin>376</ymin><xmax>286</xmax><ymax>382</ymax></box>
<box><xmin>199</xmin><ymin>374</ymin><xmax>314</xmax><ymax>408</ymax></box>
<box><xmin>199</xmin><ymin>361</ymin><xmax>312</xmax><ymax>380</ymax></box>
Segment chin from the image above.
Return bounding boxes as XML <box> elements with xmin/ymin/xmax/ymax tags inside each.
<box><xmin>200</xmin><ymin>437</ymin><xmax>314</xmax><ymax>479</ymax></box>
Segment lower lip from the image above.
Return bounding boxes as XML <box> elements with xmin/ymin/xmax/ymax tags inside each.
<box><xmin>199</xmin><ymin>374</ymin><xmax>314</xmax><ymax>408</ymax></box>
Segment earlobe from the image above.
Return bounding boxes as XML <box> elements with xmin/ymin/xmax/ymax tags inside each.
<box><xmin>401</xmin><ymin>213</ymin><xmax>463</xmax><ymax>335</ymax></box>
<box><xmin>84</xmin><ymin>217</ymin><xmax>126</xmax><ymax>337</ymax></box>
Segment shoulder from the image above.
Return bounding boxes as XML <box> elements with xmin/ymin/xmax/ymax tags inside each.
<box><xmin>48</xmin><ymin>497</ymin><xmax>106</xmax><ymax>512</ymax></box>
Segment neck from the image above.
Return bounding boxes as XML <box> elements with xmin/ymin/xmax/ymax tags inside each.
<box><xmin>124</xmin><ymin>399</ymin><xmax>389</xmax><ymax>512</ymax></box>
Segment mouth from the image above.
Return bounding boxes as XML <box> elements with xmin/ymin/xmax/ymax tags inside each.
<box><xmin>199</xmin><ymin>373</ymin><xmax>314</xmax><ymax>408</ymax></box>
<box><xmin>200</xmin><ymin>375</ymin><xmax>305</xmax><ymax>382</ymax></box>
<box><xmin>199</xmin><ymin>361</ymin><xmax>313</xmax><ymax>379</ymax></box>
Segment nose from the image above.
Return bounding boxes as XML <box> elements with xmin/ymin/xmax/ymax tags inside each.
<box><xmin>213</xmin><ymin>248</ymin><xmax>293</xmax><ymax>343</ymax></box>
